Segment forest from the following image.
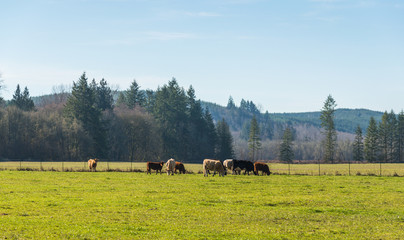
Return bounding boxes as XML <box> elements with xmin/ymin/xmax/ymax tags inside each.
<box><xmin>0</xmin><ymin>73</ymin><xmax>403</xmax><ymax>163</ymax></box>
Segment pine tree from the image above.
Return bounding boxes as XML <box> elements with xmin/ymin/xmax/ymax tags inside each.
<box><xmin>248</xmin><ymin>115</ymin><xmax>261</xmax><ymax>161</ymax></box>
<box><xmin>279</xmin><ymin>127</ymin><xmax>294</xmax><ymax>163</ymax></box>
<box><xmin>64</xmin><ymin>72</ymin><xmax>107</xmax><ymax>158</ymax></box>
<box><xmin>353</xmin><ymin>125</ymin><xmax>364</xmax><ymax>162</ymax></box>
<box><xmin>10</xmin><ymin>85</ymin><xmax>35</xmax><ymax>111</ymax></box>
<box><xmin>143</xmin><ymin>89</ymin><xmax>155</xmax><ymax>112</ymax></box>
<box><xmin>364</xmin><ymin>117</ymin><xmax>378</xmax><ymax>162</ymax></box>
<box><xmin>216</xmin><ymin>118</ymin><xmax>234</xmax><ymax>160</ymax></box>
<box><xmin>204</xmin><ymin>109</ymin><xmax>217</xmax><ymax>159</ymax></box>
<box><xmin>398</xmin><ymin>111</ymin><xmax>404</xmax><ymax>162</ymax></box>
<box><xmin>186</xmin><ymin>85</ymin><xmax>208</xmax><ymax>161</ymax></box>
<box><xmin>95</xmin><ymin>78</ymin><xmax>113</xmax><ymax>111</ymax></box>
<box><xmin>227</xmin><ymin>96</ymin><xmax>236</xmax><ymax>109</ymax></box>
<box><xmin>320</xmin><ymin>95</ymin><xmax>337</xmax><ymax>163</ymax></box>
<box><xmin>0</xmin><ymin>74</ymin><xmax>4</xmax><ymax>104</ymax></box>
<box><xmin>378</xmin><ymin>111</ymin><xmax>397</xmax><ymax>163</ymax></box>
<box><xmin>126</xmin><ymin>79</ymin><xmax>145</xmax><ymax>108</ymax></box>
<box><xmin>115</xmin><ymin>92</ymin><xmax>127</xmax><ymax>107</ymax></box>
<box><xmin>152</xmin><ymin>78</ymin><xmax>188</xmax><ymax>160</ymax></box>
<box><xmin>378</xmin><ymin>112</ymin><xmax>389</xmax><ymax>163</ymax></box>
<box><xmin>261</xmin><ymin>111</ymin><xmax>273</xmax><ymax>140</ymax></box>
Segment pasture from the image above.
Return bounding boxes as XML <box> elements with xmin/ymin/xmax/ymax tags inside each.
<box><xmin>1</xmin><ymin>161</ymin><xmax>404</xmax><ymax>176</ymax></box>
<box><xmin>1</xmin><ymin>171</ymin><xmax>403</xmax><ymax>239</ymax></box>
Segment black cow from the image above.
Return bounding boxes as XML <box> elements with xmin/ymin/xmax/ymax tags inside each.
<box><xmin>146</xmin><ymin>161</ymin><xmax>164</xmax><ymax>174</ymax></box>
<box><xmin>232</xmin><ymin>159</ymin><xmax>257</xmax><ymax>175</ymax></box>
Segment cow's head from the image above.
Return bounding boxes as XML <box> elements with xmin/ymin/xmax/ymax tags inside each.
<box><xmin>160</xmin><ymin>162</ymin><xmax>164</xmax><ymax>166</ymax></box>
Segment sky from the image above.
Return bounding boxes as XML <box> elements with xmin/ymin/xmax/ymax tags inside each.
<box><xmin>0</xmin><ymin>0</ymin><xmax>403</xmax><ymax>113</ymax></box>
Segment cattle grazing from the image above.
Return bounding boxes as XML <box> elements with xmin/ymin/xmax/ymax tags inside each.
<box><xmin>146</xmin><ymin>161</ymin><xmax>164</xmax><ymax>174</ymax></box>
<box><xmin>254</xmin><ymin>162</ymin><xmax>271</xmax><ymax>176</ymax></box>
<box><xmin>175</xmin><ymin>162</ymin><xmax>186</xmax><ymax>174</ymax></box>
<box><xmin>88</xmin><ymin>158</ymin><xmax>99</xmax><ymax>172</ymax></box>
<box><xmin>232</xmin><ymin>159</ymin><xmax>257</xmax><ymax>175</ymax></box>
<box><xmin>223</xmin><ymin>159</ymin><xmax>242</xmax><ymax>174</ymax></box>
<box><xmin>223</xmin><ymin>159</ymin><xmax>233</xmax><ymax>172</ymax></box>
<box><xmin>166</xmin><ymin>158</ymin><xmax>176</xmax><ymax>175</ymax></box>
<box><xmin>203</xmin><ymin>159</ymin><xmax>226</xmax><ymax>177</ymax></box>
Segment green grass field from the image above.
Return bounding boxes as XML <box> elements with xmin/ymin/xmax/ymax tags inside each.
<box><xmin>1</xmin><ymin>161</ymin><xmax>404</xmax><ymax>176</ymax></box>
<box><xmin>1</xmin><ymin>171</ymin><xmax>403</xmax><ymax>239</ymax></box>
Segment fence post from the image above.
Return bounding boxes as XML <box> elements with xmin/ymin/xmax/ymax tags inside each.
<box><xmin>379</xmin><ymin>162</ymin><xmax>382</xmax><ymax>176</ymax></box>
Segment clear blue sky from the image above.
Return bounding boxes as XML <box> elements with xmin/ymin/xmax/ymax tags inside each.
<box><xmin>1</xmin><ymin>0</ymin><xmax>403</xmax><ymax>113</ymax></box>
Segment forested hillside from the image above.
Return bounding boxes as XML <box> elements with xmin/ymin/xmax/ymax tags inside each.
<box><xmin>202</xmin><ymin>101</ymin><xmax>384</xmax><ymax>139</ymax></box>
<box><xmin>1</xmin><ymin>75</ymin><xmax>403</xmax><ymax>163</ymax></box>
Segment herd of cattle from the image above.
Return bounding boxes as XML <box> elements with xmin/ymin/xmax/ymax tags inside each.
<box><xmin>88</xmin><ymin>158</ymin><xmax>271</xmax><ymax>176</ymax></box>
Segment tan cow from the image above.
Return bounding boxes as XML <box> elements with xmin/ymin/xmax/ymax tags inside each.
<box><xmin>203</xmin><ymin>159</ymin><xmax>225</xmax><ymax>177</ymax></box>
<box><xmin>88</xmin><ymin>158</ymin><xmax>99</xmax><ymax>172</ymax></box>
<box><xmin>166</xmin><ymin>158</ymin><xmax>176</xmax><ymax>175</ymax></box>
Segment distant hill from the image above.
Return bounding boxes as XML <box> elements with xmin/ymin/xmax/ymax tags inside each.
<box><xmin>201</xmin><ymin>101</ymin><xmax>384</xmax><ymax>141</ymax></box>
<box><xmin>271</xmin><ymin>108</ymin><xmax>384</xmax><ymax>134</ymax></box>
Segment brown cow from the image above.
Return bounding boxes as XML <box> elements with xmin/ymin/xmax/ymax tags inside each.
<box><xmin>175</xmin><ymin>162</ymin><xmax>186</xmax><ymax>174</ymax></box>
<box><xmin>203</xmin><ymin>159</ymin><xmax>226</xmax><ymax>177</ymax></box>
<box><xmin>146</xmin><ymin>161</ymin><xmax>165</xmax><ymax>174</ymax></box>
<box><xmin>88</xmin><ymin>158</ymin><xmax>99</xmax><ymax>172</ymax></box>
<box><xmin>254</xmin><ymin>162</ymin><xmax>271</xmax><ymax>176</ymax></box>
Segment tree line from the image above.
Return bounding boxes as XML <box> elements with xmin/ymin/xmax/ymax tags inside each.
<box><xmin>0</xmin><ymin>73</ymin><xmax>235</xmax><ymax>162</ymax></box>
<box><xmin>1</xmin><ymin>75</ymin><xmax>403</xmax><ymax>163</ymax></box>
<box><xmin>277</xmin><ymin>95</ymin><xmax>404</xmax><ymax>164</ymax></box>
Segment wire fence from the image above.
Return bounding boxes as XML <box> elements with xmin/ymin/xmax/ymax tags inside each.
<box><xmin>0</xmin><ymin>160</ymin><xmax>403</xmax><ymax>177</ymax></box>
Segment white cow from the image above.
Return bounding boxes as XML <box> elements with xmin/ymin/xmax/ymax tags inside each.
<box><xmin>223</xmin><ymin>159</ymin><xmax>233</xmax><ymax>171</ymax></box>
<box><xmin>166</xmin><ymin>158</ymin><xmax>176</xmax><ymax>175</ymax></box>
<box><xmin>203</xmin><ymin>159</ymin><xmax>225</xmax><ymax>177</ymax></box>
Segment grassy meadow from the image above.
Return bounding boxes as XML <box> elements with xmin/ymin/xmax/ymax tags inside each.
<box><xmin>1</xmin><ymin>171</ymin><xmax>403</xmax><ymax>239</ymax></box>
<box><xmin>1</xmin><ymin>161</ymin><xmax>404</xmax><ymax>176</ymax></box>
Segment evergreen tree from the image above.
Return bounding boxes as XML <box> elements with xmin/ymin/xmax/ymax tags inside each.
<box><xmin>378</xmin><ymin>111</ymin><xmax>397</xmax><ymax>163</ymax></box>
<box><xmin>10</xmin><ymin>85</ymin><xmax>35</xmax><ymax>111</ymax></box>
<box><xmin>0</xmin><ymin>74</ymin><xmax>4</xmax><ymax>104</ymax></box>
<box><xmin>216</xmin><ymin>118</ymin><xmax>234</xmax><ymax>160</ymax></box>
<box><xmin>227</xmin><ymin>96</ymin><xmax>236</xmax><ymax>109</ymax></box>
<box><xmin>143</xmin><ymin>89</ymin><xmax>155</xmax><ymax>112</ymax></box>
<box><xmin>279</xmin><ymin>127</ymin><xmax>294</xmax><ymax>163</ymax></box>
<box><xmin>364</xmin><ymin>117</ymin><xmax>379</xmax><ymax>162</ymax></box>
<box><xmin>115</xmin><ymin>92</ymin><xmax>127</xmax><ymax>107</ymax></box>
<box><xmin>204</xmin><ymin>109</ymin><xmax>217</xmax><ymax>159</ymax></box>
<box><xmin>398</xmin><ymin>111</ymin><xmax>404</xmax><ymax>162</ymax></box>
<box><xmin>186</xmin><ymin>85</ymin><xmax>209</xmax><ymax>161</ymax></box>
<box><xmin>240</xmin><ymin>99</ymin><xmax>247</xmax><ymax>110</ymax></box>
<box><xmin>378</xmin><ymin>112</ymin><xmax>389</xmax><ymax>163</ymax></box>
<box><xmin>320</xmin><ymin>95</ymin><xmax>337</xmax><ymax>163</ymax></box>
<box><xmin>353</xmin><ymin>125</ymin><xmax>364</xmax><ymax>161</ymax></box>
<box><xmin>261</xmin><ymin>111</ymin><xmax>273</xmax><ymax>140</ymax></box>
<box><xmin>152</xmin><ymin>78</ymin><xmax>188</xmax><ymax>160</ymax></box>
<box><xmin>126</xmin><ymin>79</ymin><xmax>145</xmax><ymax>108</ymax></box>
<box><xmin>248</xmin><ymin>115</ymin><xmax>261</xmax><ymax>161</ymax></box>
<box><xmin>95</xmin><ymin>78</ymin><xmax>113</xmax><ymax>111</ymax></box>
<box><xmin>64</xmin><ymin>72</ymin><xmax>107</xmax><ymax>158</ymax></box>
